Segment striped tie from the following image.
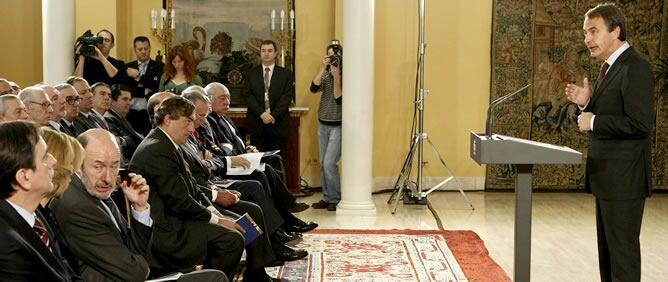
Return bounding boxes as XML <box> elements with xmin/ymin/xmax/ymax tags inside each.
<box><xmin>33</xmin><ymin>217</ymin><xmax>50</xmax><ymax>247</ymax></box>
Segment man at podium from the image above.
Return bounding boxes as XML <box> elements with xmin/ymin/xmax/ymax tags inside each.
<box><xmin>565</xmin><ymin>3</ymin><xmax>655</xmax><ymax>282</ymax></box>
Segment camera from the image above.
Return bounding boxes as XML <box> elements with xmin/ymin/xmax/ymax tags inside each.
<box><xmin>326</xmin><ymin>39</ymin><xmax>342</xmax><ymax>71</ymax></box>
<box><xmin>76</xmin><ymin>30</ymin><xmax>103</xmax><ymax>57</ymax></box>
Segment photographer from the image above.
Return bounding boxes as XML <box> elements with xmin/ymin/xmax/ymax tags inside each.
<box><xmin>73</xmin><ymin>29</ymin><xmax>131</xmax><ymax>87</ymax></box>
<box><xmin>309</xmin><ymin>41</ymin><xmax>342</xmax><ymax>211</ymax></box>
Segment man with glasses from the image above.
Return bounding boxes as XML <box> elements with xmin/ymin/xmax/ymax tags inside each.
<box><xmin>0</xmin><ymin>95</ymin><xmax>30</xmax><ymax>121</ymax></box>
<box><xmin>18</xmin><ymin>87</ymin><xmax>54</xmax><ymax>126</ymax></box>
<box><xmin>41</xmin><ymin>85</ymin><xmax>65</xmax><ymax>132</ymax></box>
<box><xmin>67</xmin><ymin>76</ymin><xmax>101</xmax><ymax>134</ymax></box>
<box><xmin>73</xmin><ymin>29</ymin><xmax>131</xmax><ymax>87</ymax></box>
<box><xmin>54</xmin><ymin>83</ymin><xmax>82</xmax><ymax>137</ymax></box>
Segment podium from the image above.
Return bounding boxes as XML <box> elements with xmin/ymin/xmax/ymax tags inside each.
<box><xmin>470</xmin><ymin>132</ymin><xmax>582</xmax><ymax>282</ymax></box>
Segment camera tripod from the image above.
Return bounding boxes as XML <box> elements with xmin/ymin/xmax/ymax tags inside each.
<box><xmin>387</xmin><ymin>0</ymin><xmax>473</xmax><ymax>214</ymax></box>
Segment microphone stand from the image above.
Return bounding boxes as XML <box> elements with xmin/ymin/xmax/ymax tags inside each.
<box><xmin>485</xmin><ymin>84</ymin><xmax>531</xmax><ymax>137</ymax></box>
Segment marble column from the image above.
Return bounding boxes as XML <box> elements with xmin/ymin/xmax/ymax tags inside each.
<box><xmin>42</xmin><ymin>0</ymin><xmax>75</xmax><ymax>85</ymax></box>
<box><xmin>337</xmin><ymin>0</ymin><xmax>376</xmax><ymax>216</ymax></box>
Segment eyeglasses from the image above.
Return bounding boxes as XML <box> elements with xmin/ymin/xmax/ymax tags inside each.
<box><xmin>26</xmin><ymin>100</ymin><xmax>53</xmax><ymax>109</ymax></box>
<box><xmin>65</xmin><ymin>96</ymin><xmax>83</xmax><ymax>105</ymax></box>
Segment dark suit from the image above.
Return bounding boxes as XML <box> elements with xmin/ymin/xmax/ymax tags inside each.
<box><xmin>50</xmin><ymin>174</ymin><xmax>152</xmax><ymax>281</ymax></box>
<box><xmin>73</xmin><ymin>112</ymin><xmax>102</xmax><ymax>136</ymax></box>
<box><xmin>60</xmin><ymin>120</ymin><xmax>78</xmax><ymax>137</ymax></box>
<box><xmin>585</xmin><ymin>46</ymin><xmax>654</xmax><ymax>282</ymax></box>
<box><xmin>126</xmin><ymin>59</ymin><xmax>164</xmax><ymax>135</ymax></box>
<box><xmin>129</xmin><ymin>128</ymin><xmax>244</xmax><ymax>278</ymax></box>
<box><xmin>0</xmin><ymin>198</ymin><xmax>79</xmax><ymax>281</ymax></box>
<box><xmin>105</xmin><ymin>109</ymin><xmax>144</xmax><ymax>162</ymax></box>
<box><xmin>242</xmin><ymin>65</ymin><xmax>294</xmax><ymax>158</ymax></box>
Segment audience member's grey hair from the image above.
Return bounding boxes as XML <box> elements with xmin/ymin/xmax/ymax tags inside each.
<box><xmin>204</xmin><ymin>82</ymin><xmax>227</xmax><ymax>100</ymax></box>
<box><xmin>182</xmin><ymin>89</ymin><xmax>210</xmax><ymax>105</ymax></box>
<box><xmin>17</xmin><ymin>87</ymin><xmax>44</xmax><ymax>103</ymax></box>
<box><xmin>54</xmin><ymin>83</ymin><xmax>76</xmax><ymax>92</ymax></box>
<box><xmin>0</xmin><ymin>95</ymin><xmax>20</xmax><ymax>116</ymax></box>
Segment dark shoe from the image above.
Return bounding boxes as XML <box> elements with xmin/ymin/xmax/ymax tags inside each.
<box><xmin>288</xmin><ymin>202</ymin><xmax>310</xmax><ymax>213</ymax></box>
<box><xmin>265</xmin><ymin>259</ymin><xmax>285</xmax><ymax>267</ymax></box>
<box><xmin>272</xmin><ymin>240</ymin><xmax>308</xmax><ymax>261</ymax></box>
<box><xmin>243</xmin><ymin>269</ymin><xmax>287</xmax><ymax>282</ymax></box>
<box><xmin>311</xmin><ymin>200</ymin><xmax>328</xmax><ymax>209</ymax></box>
<box><xmin>327</xmin><ymin>203</ymin><xmax>337</xmax><ymax>211</ymax></box>
<box><xmin>274</xmin><ymin>228</ymin><xmax>302</xmax><ymax>244</ymax></box>
<box><xmin>284</xmin><ymin>219</ymin><xmax>318</xmax><ymax>233</ymax></box>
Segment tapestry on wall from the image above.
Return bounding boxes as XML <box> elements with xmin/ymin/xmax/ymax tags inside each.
<box><xmin>488</xmin><ymin>0</ymin><xmax>668</xmax><ymax>190</ymax></box>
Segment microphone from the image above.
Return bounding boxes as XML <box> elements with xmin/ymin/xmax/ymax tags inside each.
<box><xmin>485</xmin><ymin>84</ymin><xmax>531</xmax><ymax>138</ymax></box>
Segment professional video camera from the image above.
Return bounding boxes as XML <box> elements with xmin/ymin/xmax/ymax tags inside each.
<box><xmin>327</xmin><ymin>39</ymin><xmax>342</xmax><ymax>71</ymax></box>
<box><xmin>75</xmin><ymin>30</ymin><xmax>103</xmax><ymax>57</ymax></box>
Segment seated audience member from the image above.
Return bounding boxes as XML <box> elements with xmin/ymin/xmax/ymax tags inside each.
<box><xmin>18</xmin><ymin>86</ymin><xmax>54</xmax><ymax>126</ymax></box>
<box><xmin>0</xmin><ymin>78</ymin><xmax>14</xmax><ymax>95</ymax></box>
<box><xmin>54</xmin><ymin>83</ymin><xmax>82</xmax><ymax>137</ymax></box>
<box><xmin>0</xmin><ymin>121</ymin><xmax>80</xmax><ymax>281</ymax></box>
<box><xmin>89</xmin><ymin>82</ymin><xmax>112</xmax><ymax>130</ymax></box>
<box><xmin>40</xmin><ymin>128</ymin><xmax>85</xmax><ymax>273</ymax></box>
<box><xmin>182</xmin><ymin>89</ymin><xmax>309</xmax><ymax>253</ymax></box>
<box><xmin>106</xmin><ymin>84</ymin><xmax>144</xmax><ymax>161</ymax></box>
<box><xmin>130</xmin><ymin>96</ymin><xmax>286</xmax><ymax>281</ymax></box>
<box><xmin>9</xmin><ymin>81</ymin><xmax>21</xmax><ymax>93</ymax></box>
<box><xmin>51</xmin><ymin>129</ymin><xmax>153</xmax><ymax>281</ymax></box>
<box><xmin>41</xmin><ymin>85</ymin><xmax>66</xmax><ymax>132</ymax></box>
<box><xmin>146</xmin><ymin>91</ymin><xmax>176</xmax><ymax>127</ymax></box>
<box><xmin>73</xmin><ymin>29</ymin><xmax>131</xmax><ymax>87</ymax></box>
<box><xmin>0</xmin><ymin>94</ymin><xmax>30</xmax><ymax>121</ymax></box>
<box><xmin>158</xmin><ymin>45</ymin><xmax>203</xmax><ymax>94</ymax></box>
<box><xmin>126</xmin><ymin>36</ymin><xmax>164</xmax><ymax>135</ymax></box>
<box><xmin>204</xmin><ymin>83</ymin><xmax>317</xmax><ymax>234</ymax></box>
<box><xmin>67</xmin><ymin>76</ymin><xmax>101</xmax><ymax>135</ymax></box>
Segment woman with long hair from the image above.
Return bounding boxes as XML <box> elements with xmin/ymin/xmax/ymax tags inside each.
<box><xmin>40</xmin><ymin>128</ymin><xmax>85</xmax><ymax>203</ymax></box>
<box><xmin>159</xmin><ymin>44</ymin><xmax>203</xmax><ymax>94</ymax></box>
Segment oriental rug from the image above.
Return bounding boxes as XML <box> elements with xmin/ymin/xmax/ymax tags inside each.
<box><xmin>256</xmin><ymin>229</ymin><xmax>509</xmax><ymax>282</ymax></box>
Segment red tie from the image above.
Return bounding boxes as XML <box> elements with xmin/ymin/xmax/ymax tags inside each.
<box><xmin>597</xmin><ymin>62</ymin><xmax>609</xmax><ymax>84</ymax></box>
<box><xmin>263</xmin><ymin>67</ymin><xmax>271</xmax><ymax>113</ymax></box>
<box><xmin>33</xmin><ymin>217</ymin><xmax>50</xmax><ymax>247</ymax></box>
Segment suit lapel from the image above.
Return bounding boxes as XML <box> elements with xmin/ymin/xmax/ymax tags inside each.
<box><xmin>0</xmin><ymin>199</ymin><xmax>67</xmax><ymax>278</ymax></box>
<box><xmin>592</xmin><ymin>47</ymin><xmax>633</xmax><ymax>103</ymax></box>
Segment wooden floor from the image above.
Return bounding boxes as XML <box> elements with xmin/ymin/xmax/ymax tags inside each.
<box><xmin>295</xmin><ymin>191</ymin><xmax>668</xmax><ymax>281</ymax></box>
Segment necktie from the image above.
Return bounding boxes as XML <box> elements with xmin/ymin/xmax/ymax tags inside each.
<box><xmin>33</xmin><ymin>217</ymin><xmax>50</xmax><ymax>247</ymax></box>
<box><xmin>263</xmin><ymin>67</ymin><xmax>271</xmax><ymax>113</ymax></box>
<box><xmin>597</xmin><ymin>62</ymin><xmax>610</xmax><ymax>84</ymax></box>
<box><xmin>102</xmin><ymin>199</ymin><xmax>129</xmax><ymax>246</ymax></box>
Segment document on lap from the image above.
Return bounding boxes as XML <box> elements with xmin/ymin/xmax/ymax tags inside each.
<box><xmin>235</xmin><ymin>213</ymin><xmax>263</xmax><ymax>246</ymax></box>
<box><xmin>226</xmin><ymin>152</ymin><xmax>263</xmax><ymax>175</ymax></box>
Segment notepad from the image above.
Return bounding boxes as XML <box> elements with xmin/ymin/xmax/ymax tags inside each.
<box><xmin>235</xmin><ymin>213</ymin><xmax>263</xmax><ymax>246</ymax></box>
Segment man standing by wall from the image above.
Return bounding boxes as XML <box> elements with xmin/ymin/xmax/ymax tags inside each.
<box><xmin>126</xmin><ymin>36</ymin><xmax>164</xmax><ymax>135</ymax></box>
<box><xmin>565</xmin><ymin>3</ymin><xmax>655</xmax><ymax>281</ymax></box>
<box><xmin>242</xmin><ymin>40</ymin><xmax>294</xmax><ymax>161</ymax></box>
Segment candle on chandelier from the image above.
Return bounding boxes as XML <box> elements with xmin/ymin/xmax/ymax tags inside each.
<box><xmin>160</xmin><ymin>9</ymin><xmax>166</xmax><ymax>29</ymax></box>
<box><xmin>290</xmin><ymin>9</ymin><xmax>294</xmax><ymax>31</ymax></box>
<box><xmin>151</xmin><ymin>9</ymin><xmax>157</xmax><ymax>29</ymax></box>
<box><xmin>171</xmin><ymin>10</ymin><xmax>175</xmax><ymax>29</ymax></box>
<box><xmin>280</xmin><ymin>9</ymin><xmax>285</xmax><ymax>31</ymax></box>
<box><xmin>271</xmin><ymin>9</ymin><xmax>276</xmax><ymax>31</ymax></box>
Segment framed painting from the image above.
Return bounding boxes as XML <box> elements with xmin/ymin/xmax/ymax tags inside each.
<box><xmin>168</xmin><ymin>0</ymin><xmax>295</xmax><ymax>105</ymax></box>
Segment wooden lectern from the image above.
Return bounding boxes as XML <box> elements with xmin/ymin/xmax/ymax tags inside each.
<box><xmin>470</xmin><ymin>132</ymin><xmax>582</xmax><ymax>282</ymax></box>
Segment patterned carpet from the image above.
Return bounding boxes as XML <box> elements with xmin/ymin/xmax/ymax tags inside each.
<box><xmin>259</xmin><ymin>229</ymin><xmax>509</xmax><ymax>282</ymax></box>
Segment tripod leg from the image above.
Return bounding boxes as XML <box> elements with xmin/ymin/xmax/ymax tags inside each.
<box><xmin>389</xmin><ymin>134</ymin><xmax>421</xmax><ymax>213</ymax></box>
<box><xmin>421</xmin><ymin>136</ymin><xmax>474</xmax><ymax>210</ymax></box>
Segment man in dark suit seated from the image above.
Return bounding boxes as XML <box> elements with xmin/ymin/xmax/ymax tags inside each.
<box><xmin>130</xmin><ymin>96</ymin><xmax>286</xmax><ymax>281</ymax></box>
<box><xmin>67</xmin><ymin>76</ymin><xmax>102</xmax><ymax>135</ymax></box>
<box><xmin>126</xmin><ymin>36</ymin><xmax>164</xmax><ymax>136</ymax></box>
<box><xmin>105</xmin><ymin>84</ymin><xmax>144</xmax><ymax>162</ymax></box>
<box><xmin>50</xmin><ymin>129</ymin><xmax>153</xmax><ymax>281</ymax></box>
<box><xmin>204</xmin><ymin>83</ymin><xmax>317</xmax><ymax>237</ymax></box>
<box><xmin>0</xmin><ymin>120</ymin><xmax>80</xmax><ymax>281</ymax></box>
<box><xmin>54</xmin><ymin>84</ymin><xmax>82</xmax><ymax>137</ymax></box>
